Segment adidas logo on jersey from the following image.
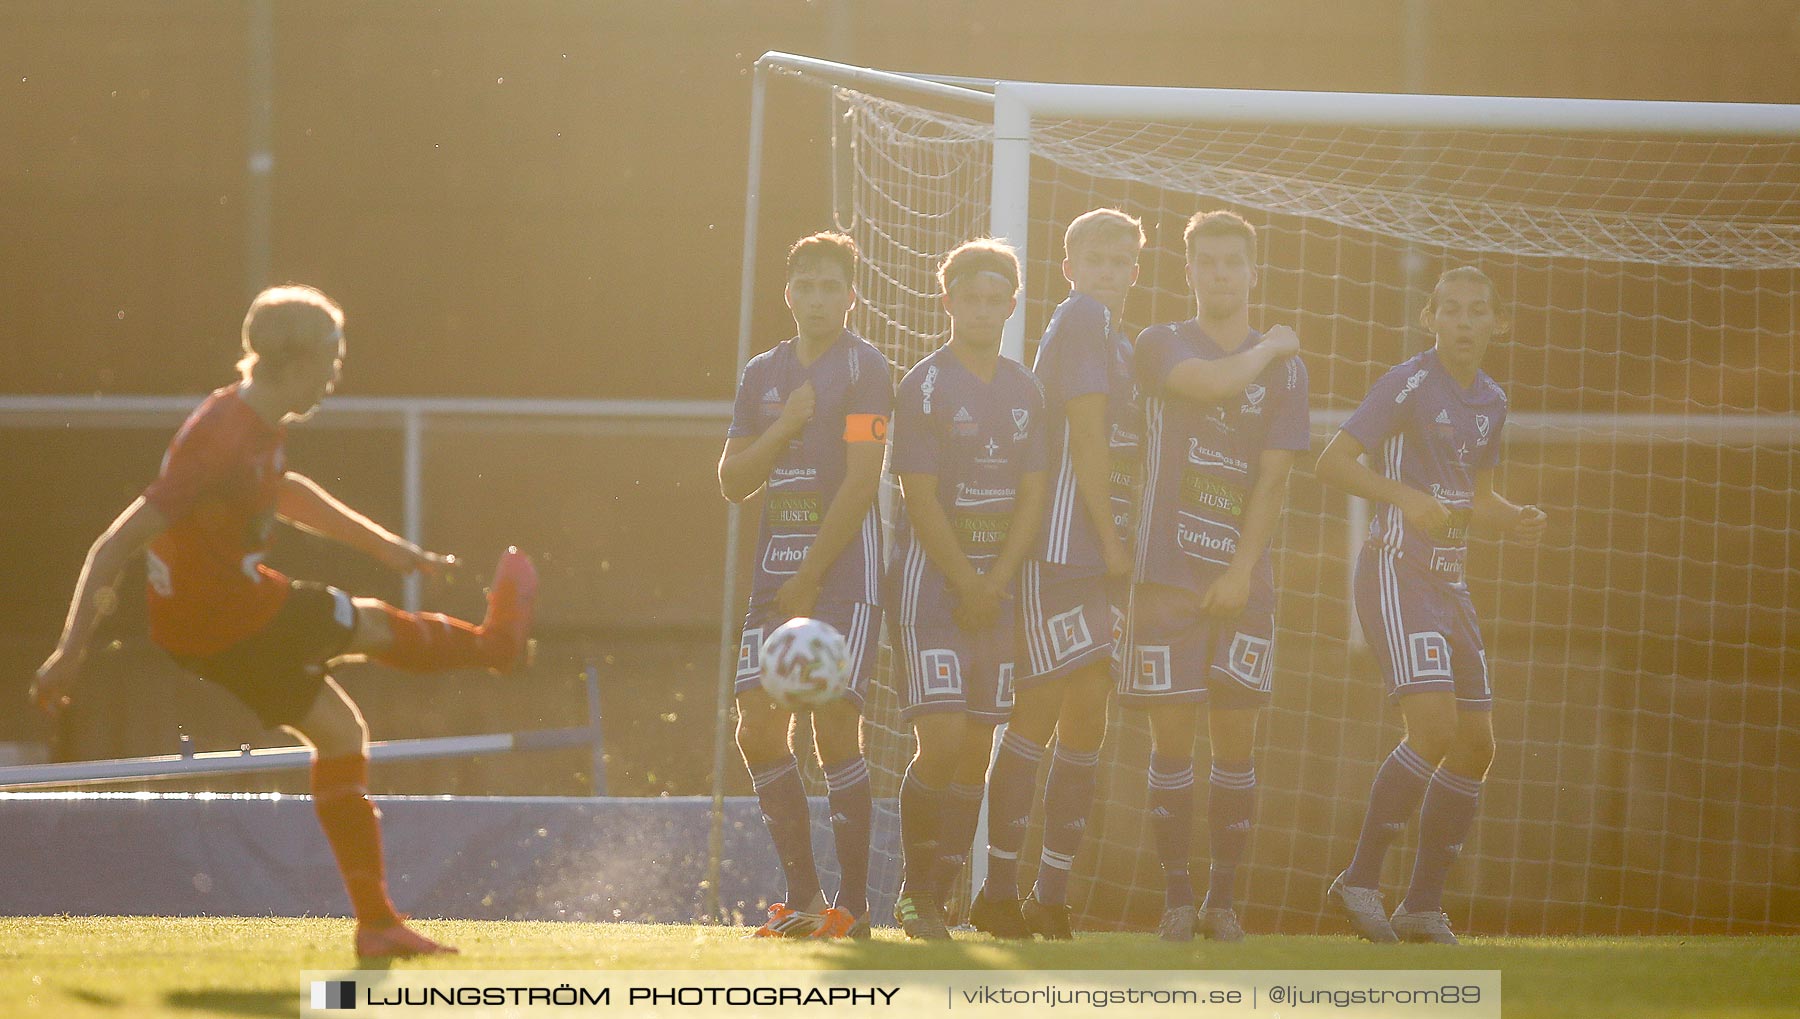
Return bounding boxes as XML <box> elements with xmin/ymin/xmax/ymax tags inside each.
<box><xmin>1226</xmin><ymin>819</ymin><xmax>1252</xmax><ymax>832</ymax></box>
<box><xmin>1436</xmin><ymin>409</ymin><xmax>1452</xmax><ymax>425</ymax></box>
<box><xmin>764</xmin><ymin>387</ymin><xmax>781</xmax><ymax>402</ymax></box>
<box><xmin>954</xmin><ymin>407</ymin><xmax>973</xmax><ymax>423</ymax></box>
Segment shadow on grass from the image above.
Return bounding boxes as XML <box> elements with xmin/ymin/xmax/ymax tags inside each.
<box><xmin>163</xmin><ymin>989</ymin><xmax>291</xmax><ymax>1017</ymax></box>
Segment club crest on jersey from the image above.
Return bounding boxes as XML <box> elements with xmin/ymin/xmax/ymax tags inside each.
<box><xmin>1241</xmin><ymin>383</ymin><xmax>1266</xmax><ymax>416</ymax></box>
<box><xmin>953</xmin><ymin>406</ymin><xmax>977</xmax><ymax>437</ymax></box>
<box><xmin>1012</xmin><ymin>407</ymin><xmax>1030</xmax><ymax>440</ymax></box>
<box><xmin>1475</xmin><ymin>414</ymin><xmax>1491</xmax><ymax>439</ymax></box>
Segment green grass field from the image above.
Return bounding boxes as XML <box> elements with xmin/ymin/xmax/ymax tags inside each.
<box><xmin>1</xmin><ymin>916</ymin><xmax>1795</xmax><ymax>1018</ymax></box>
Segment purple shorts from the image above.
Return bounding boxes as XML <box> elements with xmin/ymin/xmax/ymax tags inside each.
<box><xmin>1116</xmin><ymin>581</ymin><xmax>1275</xmax><ymax>709</ymax></box>
<box><xmin>1353</xmin><ymin>548</ymin><xmax>1492</xmax><ymax>711</ymax></box>
<box><xmin>735</xmin><ymin>600</ymin><xmax>881</xmax><ymax>711</ymax></box>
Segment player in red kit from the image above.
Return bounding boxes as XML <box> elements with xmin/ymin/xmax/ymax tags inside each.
<box><xmin>29</xmin><ymin>284</ymin><xmax>537</xmax><ymax>958</ymax></box>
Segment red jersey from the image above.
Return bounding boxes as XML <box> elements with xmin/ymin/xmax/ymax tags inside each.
<box><xmin>142</xmin><ymin>385</ymin><xmax>292</xmax><ymax>656</ymax></box>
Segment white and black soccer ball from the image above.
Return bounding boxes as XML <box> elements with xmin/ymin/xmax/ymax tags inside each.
<box><xmin>758</xmin><ymin>617</ymin><xmax>852</xmax><ymax>710</ymax></box>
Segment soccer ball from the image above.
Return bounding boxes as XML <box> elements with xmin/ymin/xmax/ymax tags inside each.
<box><xmin>759</xmin><ymin>618</ymin><xmax>852</xmax><ymax>710</ymax></box>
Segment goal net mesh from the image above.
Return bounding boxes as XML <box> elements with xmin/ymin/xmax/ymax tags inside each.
<box><xmin>777</xmin><ymin>81</ymin><xmax>1798</xmax><ymax>935</ymax></box>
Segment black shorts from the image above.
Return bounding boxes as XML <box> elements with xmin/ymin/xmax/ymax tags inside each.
<box><xmin>171</xmin><ymin>582</ymin><xmax>358</xmax><ymax>729</ymax></box>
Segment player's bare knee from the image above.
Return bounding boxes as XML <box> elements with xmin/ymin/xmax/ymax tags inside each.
<box><xmin>1006</xmin><ymin>688</ymin><xmax>1060</xmax><ymax>747</ymax></box>
<box><xmin>734</xmin><ymin>696</ymin><xmax>790</xmax><ymax>764</ymax></box>
<box><xmin>294</xmin><ymin>681</ymin><xmax>368</xmax><ymax>758</ymax></box>
<box><xmin>1148</xmin><ymin>704</ymin><xmax>1198</xmax><ymax>759</ymax></box>
<box><xmin>910</xmin><ymin>712</ymin><xmax>966</xmax><ymax>772</ymax></box>
<box><xmin>954</xmin><ymin>725</ymin><xmax>997</xmax><ymax>784</ymax></box>
<box><xmin>809</xmin><ymin>699</ymin><xmax>863</xmax><ymax>763</ymax></box>
<box><xmin>1449</xmin><ymin>715</ymin><xmax>1496</xmax><ymax>778</ymax></box>
<box><xmin>1400</xmin><ymin>693</ymin><xmax>1457</xmax><ymax>764</ymax></box>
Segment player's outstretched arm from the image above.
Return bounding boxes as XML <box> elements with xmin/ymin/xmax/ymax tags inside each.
<box><xmin>1161</xmin><ymin>325</ymin><xmax>1300</xmax><ymax>405</ymax></box>
<box><xmin>275</xmin><ymin>472</ymin><xmax>450</xmax><ymax>574</ymax></box>
<box><xmin>1471</xmin><ymin>468</ymin><xmax>1546</xmax><ymax>546</ymax></box>
<box><xmin>1201</xmin><ymin>450</ymin><xmax>1297</xmax><ymax>619</ymax></box>
<box><xmin>1314</xmin><ymin>430</ymin><xmax>1450</xmax><ymax>535</ymax></box>
<box><xmin>31</xmin><ymin>496</ymin><xmax>168</xmax><ymax>715</ymax></box>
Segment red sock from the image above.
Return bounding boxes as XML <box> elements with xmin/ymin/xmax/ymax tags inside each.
<box><xmin>311</xmin><ymin>754</ymin><xmax>400</xmax><ymax>928</ymax></box>
<box><xmin>372</xmin><ymin>603</ymin><xmax>490</xmax><ymax>671</ymax></box>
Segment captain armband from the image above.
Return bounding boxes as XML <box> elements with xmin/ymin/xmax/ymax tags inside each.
<box><xmin>844</xmin><ymin>413</ymin><xmax>889</xmax><ymax>443</ymax></box>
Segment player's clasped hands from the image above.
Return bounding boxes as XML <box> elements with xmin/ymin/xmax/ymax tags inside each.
<box><xmin>952</xmin><ymin>573</ymin><xmax>1008</xmax><ymax>633</ymax></box>
<box><xmin>1199</xmin><ymin>566</ymin><xmax>1253</xmax><ymax>620</ymax></box>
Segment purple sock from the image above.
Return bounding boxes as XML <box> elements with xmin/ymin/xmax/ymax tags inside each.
<box><xmin>1148</xmin><ymin>752</ymin><xmax>1196</xmax><ymax>910</ymax></box>
<box><xmin>931</xmin><ymin>782</ymin><xmax>987</xmax><ymax>904</ymax></box>
<box><xmin>899</xmin><ymin>768</ymin><xmax>943</xmax><ymax>895</ymax></box>
<box><xmin>1204</xmin><ymin>759</ymin><xmax>1257</xmax><ymax>911</ymax></box>
<box><xmin>824</xmin><ymin>756</ymin><xmax>872</xmax><ymax>919</ymax></box>
<box><xmin>982</xmin><ymin>728</ymin><xmax>1046</xmax><ymax>900</ymax></box>
<box><xmin>750</xmin><ymin>756</ymin><xmax>820</xmax><ymax>908</ymax></box>
<box><xmin>1032</xmin><ymin>743</ymin><xmax>1100</xmax><ymax>906</ymax></box>
<box><xmin>1401</xmin><ymin>768</ymin><xmax>1483</xmax><ymax>914</ymax></box>
<box><xmin>1343</xmin><ymin>741</ymin><xmax>1435</xmax><ymax>888</ymax></box>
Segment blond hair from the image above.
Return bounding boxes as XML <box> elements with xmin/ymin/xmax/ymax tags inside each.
<box><xmin>238</xmin><ymin>285</ymin><xmax>344</xmax><ymax>380</ymax></box>
<box><xmin>1064</xmin><ymin>208</ymin><xmax>1145</xmax><ymax>258</ymax></box>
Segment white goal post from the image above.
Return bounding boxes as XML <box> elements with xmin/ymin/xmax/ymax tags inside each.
<box><xmin>721</xmin><ymin>52</ymin><xmax>1800</xmax><ymax>935</ymax></box>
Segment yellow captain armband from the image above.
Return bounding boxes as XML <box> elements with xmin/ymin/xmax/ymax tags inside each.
<box><xmin>844</xmin><ymin>413</ymin><xmax>888</xmax><ymax>443</ymax></box>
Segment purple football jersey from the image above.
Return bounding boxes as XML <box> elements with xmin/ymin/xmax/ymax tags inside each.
<box><xmin>1340</xmin><ymin>347</ymin><xmax>1508</xmax><ymax>588</ymax></box>
<box><xmin>728</xmin><ymin>329</ymin><xmax>894</xmax><ymax>610</ymax></box>
<box><xmin>1030</xmin><ymin>292</ymin><xmax>1140</xmax><ymax>569</ymax></box>
<box><xmin>888</xmin><ymin>346</ymin><xmax>1048</xmax><ymax>619</ymax></box>
<box><xmin>1132</xmin><ymin>320</ymin><xmax>1311</xmax><ymax>597</ymax></box>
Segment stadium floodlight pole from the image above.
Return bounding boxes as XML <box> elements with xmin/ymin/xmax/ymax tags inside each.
<box><xmin>708</xmin><ymin>58</ymin><xmax>772</xmax><ymax>927</ymax></box>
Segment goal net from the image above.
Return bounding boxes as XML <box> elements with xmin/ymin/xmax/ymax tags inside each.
<box><xmin>738</xmin><ymin>59</ymin><xmax>1800</xmax><ymax>935</ymax></box>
